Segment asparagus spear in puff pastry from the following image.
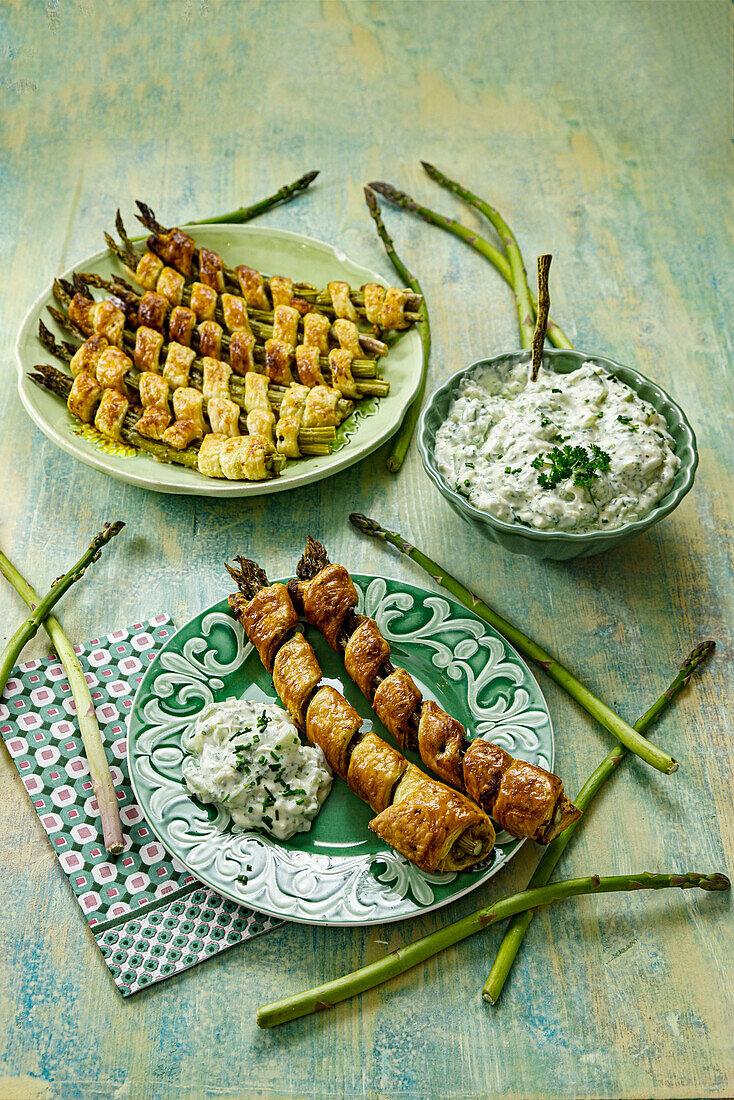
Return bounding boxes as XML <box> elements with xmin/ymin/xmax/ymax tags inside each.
<box><xmin>289</xmin><ymin>538</ymin><xmax>581</xmax><ymax>845</ymax></box>
<box><xmin>129</xmin><ymin>204</ymin><xmax>422</xmax><ymax>329</ymax></box>
<box><xmin>226</xmin><ymin>556</ymin><xmax>495</xmax><ymax>874</ymax></box>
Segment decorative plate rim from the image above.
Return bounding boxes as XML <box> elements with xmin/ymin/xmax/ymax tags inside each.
<box><xmin>16</xmin><ymin>224</ymin><xmax>423</xmax><ymax>497</ymax></box>
<box><xmin>126</xmin><ymin>573</ymin><xmax>555</xmax><ymax>927</ymax></box>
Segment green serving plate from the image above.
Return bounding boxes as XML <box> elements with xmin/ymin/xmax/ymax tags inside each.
<box><xmin>127</xmin><ymin>575</ymin><xmax>555</xmax><ymax>927</ymax></box>
<box><xmin>16</xmin><ymin>225</ymin><xmax>422</xmax><ymax>496</ymax></box>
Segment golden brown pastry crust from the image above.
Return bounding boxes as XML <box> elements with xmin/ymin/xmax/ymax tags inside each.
<box><xmin>370</xmin><ymin>763</ymin><xmax>494</xmax><ymax>873</ymax></box>
<box><xmin>272</xmin><ymin>632</ymin><xmax>322</xmax><ymax>730</ymax></box>
<box><xmin>149</xmin><ymin>228</ymin><xmax>195</xmax><ymax>277</ymax></box>
<box><xmin>197</xmin><ymin>434</ymin><xmax>227</xmax><ymax>478</ymax></box>
<box><xmin>461</xmin><ymin>740</ymin><xmax>509</xmax><ymax>815</ymax></box>
<box><xmin>163</xmin><ymin>342</ymin><xmax>196</xmax><ymax>390</ymax></box>
<box><xmin>70</xmin><ymin>335</ymin><xmax>108</xmax><ymax>377</ymax></box>
<box><xmin>133</xmin><ymin>326</ymin><xmax>164</xmax><ymax>372</ymax></box>
<box><xmin>156</xmin><ymin>266</ymin><xmax>185</xmax><ymax>307</ymax></box>
<box><xmin>304</xmin><ymin>685</ymin><xmax>362</xmax><ymax>779</ymax></box>
<box><xmin>190</xmin><ymin>282</ymin><xmax>217</xmax><ymax>323</ymax></box>
<box><xmin>94</xmin><ymin>388</ymin><xmax>128</xmax><ymax>441</ymax></box>
<box><xmin>344</xmin><ymin>617</ymin><xmax>391</xmax><ymax>701</ymax></box>
<box><xmin>135</xmin><ymin>405</ymin><xmax>171</xmax><ymax>440</ymax></box>
<box><xmin>302</xmin><ymin>312</ymin><xmax>331</xmax><ymax>355</ymax></box>
<box><xmin>372</xmin><ymin>668</ymin><xmax>422</xmax><ymax>751</ymax></box>
<box><xmin>94</xmin><ymin>300</ymin><xmax>126</xmax><ymax>346</ymax></box>
<box><xmin>96</xmin><ymin>347</ymin><xmax>131</xmax><ymax>397</ymax></box>
<box><xmin>270</xmin><ymin>276</ymin><xmax>294</xmax><ymax>308</ymax></box>
<box><xmin>493</xmin><ymin>759</ymin><xmax>563</xmax><ymax>842</ymax></box>
<box><xmin>264</xmin><ymin>339</ymin><xmax>294</xmax><ymax>386</ymax></box>
<box><xmin>417</xmin><ymin>701</ymin><xmax>465</xmax><ymax>791</ymax></box>
<box><xmin>68</xmin><ymin>371</ymin><xmax>102</xmax><ymax>422</ymax></box>
<box><xmin>162</xmin><ymin>419</ymin><xmax>203</xmax><ymax>449</ymax></box>
<box><xmin>199</xmin><ymin>321</ymin><xmax>223</xmax><ymax>361</ymax></box>
<box><xmin>235</xmin><ymin>265</ymin><xmax>270</xmax><ymax>311</ymax></box>
<box><xmin>198</xmin><ymin>247</ymin><xmax>225</xmax><ymax>293</ymax></box>
<box><xmin>168</xmin><ymin>306</ymin><xmax>197</xmax><ymax>347</ymax></box>
<box><xmin>301</xmin><ymin>564</ymin><xmax>358</xmax><ymax>651</ymax></box>
<box><xmin>347</xmin><ymin>731</ymin><xmax>406</xmax><ymax>814</ymax></box>
<box><xmin>138</xmin><ymin>292</ymin><xmax>169</xmax><ymax>332</ymax></box>
<box><xmin>229</xmin><ymin>328</ymin><xmax>256</xmax><ymax>375</ymax></box>
<box><xmin>241</xmin><ymin>584</ymin><xmax>298</xmax><ymax>671</ymax></box>
<box><xmin>208</xmin><ymin>396</ymin><xmax>240</xmax><ymax>437</ymax></box>
<box><xmin>228</xmin><ymin>580</ymin><xmax>496</xmax><ymax>873</ymax></box>
<box><xmin>136</xmin><ymin>251</ymin><xmax>164</xmax><ymax>291</ymax></box>
<box><xmin>221</xmin><ymin>295</ymin><xmax>251</xmax><ymax>334</ymax></box>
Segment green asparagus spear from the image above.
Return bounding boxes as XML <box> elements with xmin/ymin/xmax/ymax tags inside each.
<box><xmin>191</xmin><ymin>171</ymin><xmax>319</xmax><ymax>224</ymax></box>
<box><xmin>0</xmin><ymin>523</ymin><xmax>124</xmax><ymax>697</ymax></box>
<box><xmin>0</xmin><ymin>545</ymin><xmax>127</xmax><ymax>853</ymax></box>
<box><xmin>257</xmin><ymin>871</ymin><xmax>729</xmax><ymax>1027</ymax></box>
<box><xmin>369</xmin><ymin>180</ymin><xmax>573</xmax><ymax>350</ymax></box>
<box><xmin>363</xmin><ymin>186</ymin><xmax>431</xmax><ymax>472</ymax></box>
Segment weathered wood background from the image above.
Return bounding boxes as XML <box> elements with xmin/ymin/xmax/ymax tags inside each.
<box><xmin>1</xmin><ymin>2</ymin><xmax>731</xmax><ymax>1098</ymax></box>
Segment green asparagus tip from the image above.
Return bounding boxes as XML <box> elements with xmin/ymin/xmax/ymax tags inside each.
<box><xmin>349</xmin><ymin>512</ymin><xmax>384</xmax><ymax>538</ymax></box>
<box><xmin>696</xmin><ymin>873</ymin><xmax>730</xmax><ymax>891</ymax></box>
<box><xmin>369</xmin><ymin>181</ymin><xmax>418</xmax><ymax>212</ymax></box>
<box><xmin>682</xmin><ymin>640</ymin><xmax>716</xmax><ymax>670</ymax></box>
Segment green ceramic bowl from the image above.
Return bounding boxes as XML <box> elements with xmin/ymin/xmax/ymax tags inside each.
<box><xmin>418</xmin><ymin>349</ymin><xmax>698</xmax><ymax>560</ymax></box>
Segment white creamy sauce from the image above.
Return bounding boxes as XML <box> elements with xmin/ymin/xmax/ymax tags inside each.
<box><xmin>434</xmin><ymin>360</ymin><xmax>680</xmax><ymax>533</ymax></box>
<box><xmin>183</xmin><ymin>698</ymin><xmax>332</xmax><ymax>840</ymax></box>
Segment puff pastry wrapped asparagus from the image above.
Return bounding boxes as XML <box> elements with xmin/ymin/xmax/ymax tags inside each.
<box><xmin>123</xmin><ymin>203</ymin><xmax>423</xmax><ymax>332</ymax></box>
<box><xmin>288</xmin><ymin>538</ymin><xmax>581</xmax><ymax>845</ymax></box>
<box><xmin>226</xmin><ymin>556</ymin><xmax>496</xmax><ymax>874</ymax></box>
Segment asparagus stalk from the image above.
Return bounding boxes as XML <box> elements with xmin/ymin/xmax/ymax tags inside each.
<box><xmin>0</xmin><ymin>523</ymin><xmax>124</xmax><ymax>697</ymax></box>
<box><xmin>190</xmin><ymin>171</ymin><xmax>319</xmax><ymax>225</ymax></box>
<box><xmin>530</xmin><ymin>254</ymin><xmax>552</xmax><ymax>382</ymax></box>
<box><xmin>257</xmin><ymin>870</ymin><xmax>729</xmax><ymax>1027</ymax></box>
<box><xmin>369</xmin><ymin>180</ymin><xmax>574</xmax><ymax>350</ymax></box>
<box><xmin>363</xmin><ymin>186</ymin><xmax>431</xmax><ymax>473</ymax></box>
<box><xmin>421</xmin><ymin>162</ymin><xmax>536</xmax><ymax>349</ymax></box>
<box><xmin>348</xmin><ymin>514</ymin><xmax>678</xmax><ymax>775</ymax></box>
<box><xmin>0</xmin><ymin>543</ymin><xmax>127</xmax><ymax>853</ymax></box>
<box><xmin>483</xmin><ymin>640</ymin><xmax>715</xmax><ymax>1004</ymax></box>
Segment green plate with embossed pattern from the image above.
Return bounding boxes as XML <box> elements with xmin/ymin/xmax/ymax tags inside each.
<box><xmin>127</xmin><ymin>575</ymin><xmax>554</xmax><ymax>927</ymax></box>
<box><xmin>16</xmin><ymin>225</ymin><xmax>422</xmax><ymax>496</ymax></box>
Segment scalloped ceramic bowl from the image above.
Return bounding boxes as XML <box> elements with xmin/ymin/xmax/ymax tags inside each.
<box><xmin>418</xmin><ymin>349</ymin><xmax>698</xmax><ymax>560</ymax></box>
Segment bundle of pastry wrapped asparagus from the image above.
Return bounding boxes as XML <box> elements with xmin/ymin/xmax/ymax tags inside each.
<box><xmin>226</xmin><ymin>543</ymin><xmax>580</xmax><ymax>875</ymax></box>
<box><xmin>31</xmin><ymin>199</ymin><xmax>422</xmax><ymax>481</ymax></box>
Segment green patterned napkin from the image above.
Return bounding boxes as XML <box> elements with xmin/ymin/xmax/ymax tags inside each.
<box><xmin>1</xmin><ymin>613</ymin><xmax>281</xmax><ymax>997</ymax></box>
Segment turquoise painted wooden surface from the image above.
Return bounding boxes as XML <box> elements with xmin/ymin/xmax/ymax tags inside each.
<box><xmin>1</xmin><ymin>2</ymin><xmax>732</xmax><ymax>1097</ymax></box>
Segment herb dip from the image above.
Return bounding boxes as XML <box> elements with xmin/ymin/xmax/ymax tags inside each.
<box><xmin>434</xmin><ymin>359</ymin><xmax>680</xmax><ymax>532</ymax></box>
<box><xmin>183</xmin><ymin>698</ymin><xmax>332</xmax><ymax>840</ymax></box>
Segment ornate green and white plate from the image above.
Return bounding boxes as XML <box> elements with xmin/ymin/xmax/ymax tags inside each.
<box><xmin>16</xmin><ymin>225</ymin><xmax>422</xmax><ymax>496</ymax></box>
<box><xmin>127</xmin><ymin>576</ymin><xmax>554</xmax><ymax>926</ymax></box>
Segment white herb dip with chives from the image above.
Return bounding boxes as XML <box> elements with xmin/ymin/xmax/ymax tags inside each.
<box><xmin>183</xmin><ymin>698</ymin><xmax>332</xmax><ymax>840</ymax></box>
<box><xmin>434</xmin><ymin>359</ymin><xmax>680</xmax><ymax>533</ymax></box>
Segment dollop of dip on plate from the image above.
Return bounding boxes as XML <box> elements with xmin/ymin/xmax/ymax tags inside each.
<box><xmin>434</xmin><ymin>359</ymin><xmax>680</xmax><ymax>533</ymax></box>
<box><xmin>183</xmin><ymin>698</ymin><xmax>332</xmax><ymax>840</ymax></box>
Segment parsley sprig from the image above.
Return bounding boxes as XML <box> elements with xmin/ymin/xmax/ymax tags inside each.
<box><xmin>531</xmin><ymin>444</ymin><xmax>611</xmax><ymax>505</ymax></box>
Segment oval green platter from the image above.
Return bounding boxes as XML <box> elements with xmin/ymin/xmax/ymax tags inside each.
<box><xmin>127</xmin><ymin>575</ymin><xmax>554</xmax><ymax>927</ymax></box>
<box><xmin>16</xmin><ymin>225</ymin><xmax>422</xmax><ymax>496</ymax></box>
